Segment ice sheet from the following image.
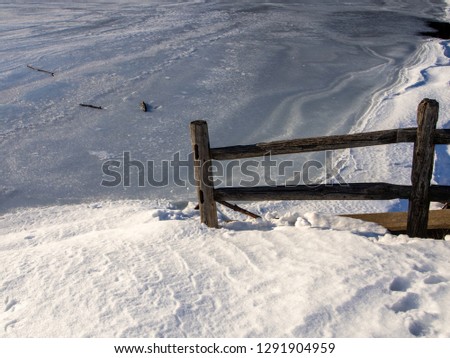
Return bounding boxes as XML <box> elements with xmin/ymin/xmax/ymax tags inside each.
<box><xmin>0</xmin><ymin>0</ymin><xmax>448</xmax><ymax>212</ymax></box>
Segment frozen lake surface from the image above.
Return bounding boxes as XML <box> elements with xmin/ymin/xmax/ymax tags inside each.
<box><xmin>0</xmin><ymin>0</ymin><xmax>449</xmax><ymax>212</ymax></box>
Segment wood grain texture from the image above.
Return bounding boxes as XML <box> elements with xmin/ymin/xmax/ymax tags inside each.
<box><xmin>190</xmin><ymin>120</ymin><xmax>218</xmax><ymax>228</ymax></box>
<box><xmin>407</xmin><ymin>99</ymin><xmax>439</xmax><ymax>238</ymax></box>
<box><xmin>343</xmin><ymin>210</ymin><xmax>450</xmax><ymax>232</ymax></box>
<box><xmin>210</xmin><ymin>128</ymin><xmax>450</xmax><ymax>160</ymax></box>
<box><xmin>214</xmin><ymin>183</ymin><xmax>450</xmax><ymax>202</ymax></box>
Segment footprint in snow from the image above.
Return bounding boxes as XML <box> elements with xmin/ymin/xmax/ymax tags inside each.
<box><xmin>412</xmin><ymin>263</ymin><xmax>434</xmax><ymax>273</ymax></box>
<box><xmin>423</xmin><ymin>275</ymin><xmax>448</xmax><ymax>285</ymax></box>
<box><xmin>388</xmin><ymin>267</ymin><xmax>445</xmax><ymax>336</ymax></box>
<box><xmin>2</xmin><ymin>297</ymin><xmax>21</xmax><ymax>333</ymax></box>
<box><xmin>4</xmin><ymin>297</ymin><xmax>19</xmax><ymax>313</ymax></box>
<box><xmin>408</xmin><ymin>319</ymin><xmax>428</xmax><ymax>337</ymax></box>
<box><xmin>4</xmin><ymin>319</ymin><xmax>17</xmax><ymax>333</ymax></box>
<box><xmin>391</xmin><ymin>292</ymin><xmax>420</xmax><ymax>313</ymax></box>
<box><xmin>389</xmin><ymin>277</ymin><xmax>411</xmax><ymax>292</ymax></box>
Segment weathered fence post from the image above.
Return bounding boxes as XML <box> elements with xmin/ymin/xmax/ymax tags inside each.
<box><xmin>190</xmin><ymin>120</ymin><xmax>218</xmax><ymax>228</ymax></box>
<box><xmin>407</xmin><ymin>99</ymin><xmax>439</xmax><ymax>238</ymax></box>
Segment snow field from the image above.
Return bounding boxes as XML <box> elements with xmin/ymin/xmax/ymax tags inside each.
<box><xmin>1</xmin><ymin>201</ymin><xmax>449</xmax><ymax>337</ymax></box>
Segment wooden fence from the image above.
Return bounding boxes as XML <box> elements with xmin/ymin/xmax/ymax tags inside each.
<box><xmin>190</xmin><ymin>98</ymin><xmax>450</xmax><ymax>238</ymax></box>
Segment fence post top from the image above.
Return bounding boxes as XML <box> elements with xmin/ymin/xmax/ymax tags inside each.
<box><xmin>420</xmin><ymin>98</ymin><xmax>439</xmax><ymax>106</ymax></box>
<box><xmin>190</xmin><ymin>120</ymin><xmax>208</xmax><ymax>126</ymax></box>
<box><xmin>417</xmin><ymin>98</ymin><xmax>439</xmax><ymax>127</ymax></box>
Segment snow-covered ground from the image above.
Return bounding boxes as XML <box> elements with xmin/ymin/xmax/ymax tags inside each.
<box><xmin>1</xmin><ymin>201</ymin><xmax>450</xmax><ymax>337</ymax></box>
<box><xmin>0</xmin><ymin>0</ymin><xmax>450</xmax><ymax>338</ymax></box>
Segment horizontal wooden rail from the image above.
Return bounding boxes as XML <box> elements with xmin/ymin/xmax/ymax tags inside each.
<box><xmin>211</xmin><ymin>128</ymin><xmax>450</xmax><ymax>160</ymax></box>
<box><xmin>214</xmin><ymin>183</ymin><xmax>450</xmax><ymax>202</ymax></box>
<box><xmin>343</xmin><ymin>210</ymin><xmax>450</xmax><ymax>232</ymax></box>
<box><xmin>434</xmin><ymin>129</ymin><xmax>450</xmax><ymax>143</ymax></box>
<box><xmin>190</xmin><ymin>98</ymin><xmax>449</xmax><ymax>237</ymax></box>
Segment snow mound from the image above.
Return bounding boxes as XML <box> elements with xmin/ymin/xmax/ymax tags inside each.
<box><xmin>1</xmin><ymin>201</ymin><xmax>449</xmax><ymax>338</ymax></box>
